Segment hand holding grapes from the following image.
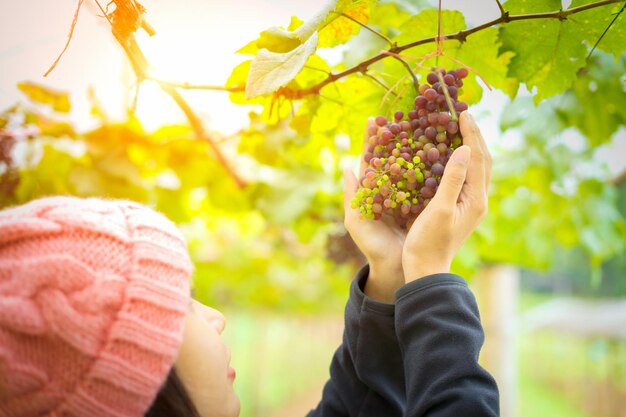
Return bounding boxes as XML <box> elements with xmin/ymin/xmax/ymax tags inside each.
<box><xmin>343</xmin><ymin>118</ymin><xmax>406</xmax><ymax>303</ymax></box>
<box><xmin>402</xmin><ymin>112</ymin><xmax>491</xmax><ymax>282</ymax></box>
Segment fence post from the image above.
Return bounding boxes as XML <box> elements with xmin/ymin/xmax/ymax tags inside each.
<box><xmin>472</xmin><ymin>265</ymin><xmax>520</xmax><ymax>417</ymax></box>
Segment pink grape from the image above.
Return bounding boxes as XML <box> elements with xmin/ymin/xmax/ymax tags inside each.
<box><xmin>352</xmin><ymin>67</ymin><xmax>467</xmax><ymax>227</ymax></box>
<box><xmin>457</xmin><ymin>68</ymin><xmax>469</xmax><ymax>78</ymax></box>
<box><xmin>425</xmin><ymin>177</ymin><xmax>438</xmax><ymax>189</ymax></box>
<box><xmin>427</xmin><ymin>147</ymin><xmax>440</xmax><ymax>163</ymax></box>
<box><xmin>431</xmin><ymin>162</ymin><xmax>444</xmax><ymax>176</ymax></box>
<box><xmin>424</xmin><ymin>89</ymin><xmax>438</xmax><ymax>101</ymax></box>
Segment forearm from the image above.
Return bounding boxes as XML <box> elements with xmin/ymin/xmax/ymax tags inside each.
<box><xmin>395</xmin><ymin>274</ymin><xmax>499</xmax><ymax>417</ymax></box>
<box><xmin>309</xmin><ymin>265</ymin><xmax>406</xmax><ymax>417</ymax></box>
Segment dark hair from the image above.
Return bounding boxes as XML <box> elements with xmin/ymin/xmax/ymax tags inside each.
<box><xmin>146</xmin><ymin>368</ymin><xmax>201</xmax><ymax>417</ymax></box>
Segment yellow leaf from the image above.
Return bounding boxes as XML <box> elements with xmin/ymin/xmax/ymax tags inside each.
<box><xmin>17</xmin><ymin>82</ymin><xmax>71</xmax><ymax>113</ymax></box>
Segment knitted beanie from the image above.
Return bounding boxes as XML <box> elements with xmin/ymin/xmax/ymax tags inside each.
<box><xmin>0</xmin><ymin>196</ymin><xmax>193</xmax><ymax>417</ymax></box>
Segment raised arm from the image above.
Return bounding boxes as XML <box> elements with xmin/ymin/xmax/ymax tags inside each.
<box><xmin>398</xmin><ymin>111</ymin><xmax>499</xmax><ymax>416</ymax></box>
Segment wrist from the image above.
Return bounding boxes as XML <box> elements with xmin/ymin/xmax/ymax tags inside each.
<box><xmin>364</xmin><ymin>261</ymin><xmax>405</xmax><ymax>304</ymax></box>
<box><xmin>402</xmin><ymin>261</ymin><xmax>450</xmax><ymax>283</ymax></box>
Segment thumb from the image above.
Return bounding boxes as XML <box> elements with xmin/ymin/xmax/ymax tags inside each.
<box><xmin>342</xmin><ymin>167</ymin><xmax>359</xmax><ymax>219</ymax></box>
<box><xmin>432</xmin><ymin>146</ymin><xmax>471</xmax><ymax>207</ymax></box>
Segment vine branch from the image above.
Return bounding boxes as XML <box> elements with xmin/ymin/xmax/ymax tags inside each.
<box><xmin>494</xmin><ymin>0</ymin><xmax>506</xmax><ymax>18</ymax></box>
<box><xmin>264</xmin><ymin>0</ymin><xmax>624</xmax><ymax>99</ymax></box>
<box><xmin>98</xmin><ymin>0</ymin><xmax>247</xmax><ymax>188</ymax></box>
<box><xmin>44</xmin><ymin>0</ymin><xmax>84</xmax><ymax>77</ymax></box>
<box><xmin>391</xmin><ymin>56</ymin><xmax>419</xmax><ymax>92</ymax></box>
<box><xmin>148</xmin><ymin>79</ymin><xmax>245</xmax><ymax>92</ymax></box>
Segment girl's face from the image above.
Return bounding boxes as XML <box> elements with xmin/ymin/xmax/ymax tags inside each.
<box><xmin>175</xmin><ymin>300</ymin><xmax>240</xmax><ymax>417</ymax></box>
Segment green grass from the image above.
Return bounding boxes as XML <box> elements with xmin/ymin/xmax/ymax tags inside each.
<box><xmin>518</xmin><ymin>369</ymin><xmax>596</xmax><ymax>417</ymax></box>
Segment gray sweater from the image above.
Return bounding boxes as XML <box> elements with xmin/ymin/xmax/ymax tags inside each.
<box><xmin>307</xmin><ymin>265</ymin><xmax>499</xmax><ymax>417</ymax></box>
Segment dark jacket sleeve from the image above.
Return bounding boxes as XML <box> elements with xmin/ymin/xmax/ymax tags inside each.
<box><xmin>308</xmin><ymin>267</ymin><xmax>499</xmax><ymax>417</ymax></box>
<box><xmin>307</xmin><ymin>265</ymin><xmax>405</xmax><ymax>417</ymax></box>
<box><xmin>395</xmin><ymin>273</ymin><xmax>499</xmax><ymax>417</ymax></box>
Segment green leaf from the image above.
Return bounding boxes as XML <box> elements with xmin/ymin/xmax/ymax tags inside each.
<box><xmin>245</xmin><ymin>33</ymin><xmax>319</xmax><ymax>99</ymax></box>
<box><xmin>568</xmin><ymin>53</ymin><xmax>626</xmax><ymax>146</ymax></box>
<box><xmin>499</xmin><ymin>0</ymin><xmax>626</xmax><ymax>103</ymax></box>
<box><xmin>450</xmin><ymin>28</ymin><xmax>519</xmax><ymax>102</ymax></box>
<box><xmin>242</xmin><ymin>0</ymin><xmax>381</xmax><ymax>98</ymax></box>
<box><xmin>318</xmin><ymin>0</ymin><xmax>376</xmax><ymax>48</ymax></box>
<box><xmin>392</xmin><ymin>9</ymin><xmax>518</xmax><ymax>104</ymax></box>
<box><xmin>369</xmin><ymin>2</ymin><xmax>416</xmax><ymax>37</ymax></box>
<box><xmin>569</xmin><ymin>0</ymin><xmax>626</xmax><ymax>56</ymax></box>
<box><xmin>394</xmin><ymin>9</ymin><xmax>466</xmax><ymax>49</ymax></box>
<box><xmin>293</xmin><ymin>1</ymin><xmax>338</xmax><ymax>43</ymax></box>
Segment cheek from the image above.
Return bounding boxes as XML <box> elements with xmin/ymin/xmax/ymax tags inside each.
<box><xmin>175</xmin><ymin>313</ymin><xmax>238</xmax><ymax>416</ymax></box>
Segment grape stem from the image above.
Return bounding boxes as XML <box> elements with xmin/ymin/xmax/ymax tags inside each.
<box><xmin>434</xmin><ymin>70</ymin><xmax>458</xmax><ymax>122</ymax></box>
<box><xmin>391</xmin><ymin>56</ymin><xmax>420</xmax><ymax>93</ymax></box>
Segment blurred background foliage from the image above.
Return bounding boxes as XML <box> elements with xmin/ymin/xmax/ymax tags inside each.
<box><xmin>1</xmin><ymin>0</ymin><xmax>625</xmax><ymax>415</ymax></box>
<box><xmin>2</xmin><ymin>0</ymin><xmax>624</xmax><ymax>308</ymax></box>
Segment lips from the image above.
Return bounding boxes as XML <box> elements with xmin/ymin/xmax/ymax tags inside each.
<box><xmin>228</xmin><ymin>366</ymin><xmax>236</xmax><ymax>380</ymax></box>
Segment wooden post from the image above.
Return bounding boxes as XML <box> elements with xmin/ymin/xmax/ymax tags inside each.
<box><xmin>471</xmin><ymin>265</ymin><xmax>520</xmax><ymax>417</ymax></box>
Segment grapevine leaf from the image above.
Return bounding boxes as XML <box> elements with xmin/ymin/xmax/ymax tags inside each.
<box><xmin>380</xmin><ymin>0</ymin><xmax>430</xmax><ymax>15</ymax></box>
<box><xmin>293</xmin><ymin>1</ymin><xmax>338</xmax><ymax>43</ymax></box>
<box><xmin>245</xmin><ymin>33</ymin><xmax>319</xmax><ymax>99</ymax></box>
<box><xmin>318</xmin><ymin>0</ymin><xmax>375</xmax><ymax>48</ymax></box>
<box><xmin>394</xmin><ymin>9</ymin><xmax>466</xmax><ymax>50</ymax></box>
<box><xmin>391</xmin><ymin>10</ymin><xmax>516</xmax><ymax>104</ymax></box>
<box><xmin>569</xmin><ymin>0</ymin><xmax>626</xmax><ymax>56</ymax></box>
<box><xmin>17</xmin><ymin>82</ymin><xmax>71</xmax><ymax>113</ymax></box>
<box><xmin>368</xmin><ymin>2</ymin><xmax>416</xmax><ymax>38</ymax></box>
<box><xmin>314</xmin><ymin>75</ymin><xmax>382</xmax><ymax>154</ymax></box>
<box><xmin>499</xmin><ymin>0</ymin><xmax>608</xmax><ymax>103</ymax></box>
<box><xmin>237</xmin><ymin>16</ymin><xmax>305</xmax><ymax>55</ymax></box>
<box><xmin>242</xmin><ymin>0</ymin><xmax>378</xmax><ymax>97</ymax></box>
<box><xmin>500</xmin><ymin>95</ymin><xmax>568</xmax><ymax>139</ymax></box>
<box><xmin>451</xmin><ymin>28</ymin><xmax>519</xmax><ymax>101</ymax></box>
<box><xmin>567</xmin><ymin>53</ymin><xmax>626</xmax><ymax>146</ymax></box>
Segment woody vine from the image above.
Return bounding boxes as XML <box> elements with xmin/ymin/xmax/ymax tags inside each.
<box><xmin>44</xmin><ymin>0</ymin><xmax>625</xmax><ymax>187</ymax></box>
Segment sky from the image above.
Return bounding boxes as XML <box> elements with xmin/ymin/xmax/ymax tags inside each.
<box><xmin>0</xmin><ymin>0</ymin><xmax>623</xmax><ymax>176</ymax></box>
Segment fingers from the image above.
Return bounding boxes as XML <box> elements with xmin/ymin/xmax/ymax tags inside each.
<box><xmin>459</xmin><ymin>111</ymin><xmax>491</xmax><ymax>193</ymax></box>
<box><xmin>431</xmin><ymin>146</ymin><xmax>471</xmax><ymax>209</ymax></box>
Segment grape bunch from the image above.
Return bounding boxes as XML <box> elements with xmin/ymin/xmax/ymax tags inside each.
<box><xmin>351</xmin><ymin>67</ymin><xmax>469</xmax><ymax>229</ymax></box>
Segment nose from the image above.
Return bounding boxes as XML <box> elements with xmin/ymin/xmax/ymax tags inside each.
<box><xmin>207</xmin><ymin>308</ymin><xmax>226</xmax><ymax>334</ymax></box>
<box><xmin>193</xmin><ymin>301</ymin><xmax>226</xmax><ymax>334</ymax></box>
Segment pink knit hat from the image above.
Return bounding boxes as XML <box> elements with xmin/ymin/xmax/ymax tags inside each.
<box><xmin>0</xmin><ymin>196</ymin><xmax>193</xmax><ymax>417</ymax></box>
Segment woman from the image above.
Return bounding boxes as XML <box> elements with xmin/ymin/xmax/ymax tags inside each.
<box><xmin>0</xmin><ymin>112</ymin><xmax>497</xmax><ymax>417</ymax></box>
